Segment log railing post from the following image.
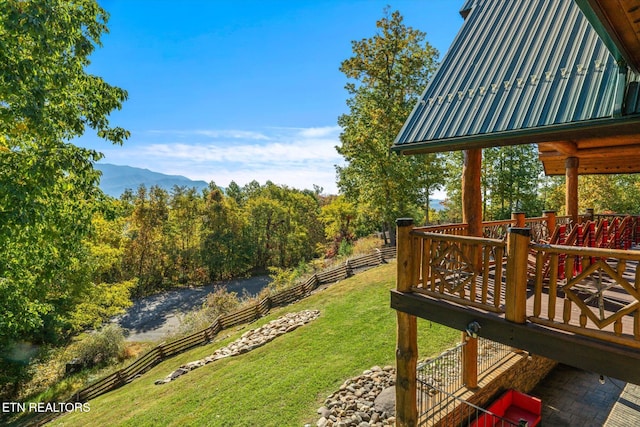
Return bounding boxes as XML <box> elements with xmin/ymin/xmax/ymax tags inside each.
<box><xmin>395</xmin><ymin>218</ymin><xmax>417</xmax><ymax>427</ymax></box>
<box><xmin>585</xmin><ymin>208</ymin><xmax>594</xmax><ymax>222</ymax></box>
<box><xmin>505</xmin><ymin>228</ymin><xmax>531</xmax><ymax>324</ymax></box>
<box><xmin>462</xmin><ymin>331</ymin><xmax>478</xmax><ymax>389</ymax></box>
<box><xmin>543</xmin><ymin>210</ymin><xmax>556</xmax><ymax>238</ymax></box>
<box><xmin>511</xmin><ymin>211</ymin><xmax>526</xmax><ymax>227</ymax></box>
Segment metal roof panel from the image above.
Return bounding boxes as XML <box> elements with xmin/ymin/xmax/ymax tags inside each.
<box><xmin>394</xmin><ymin>0</ymin><xmax>621</xmax><ymax>151</ymax></box>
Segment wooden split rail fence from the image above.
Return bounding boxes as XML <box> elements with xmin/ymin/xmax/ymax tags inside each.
<box><xmin>59</xmin><ymin>247</ymin><xmax>397</xmax><ymax>407</ymax></box>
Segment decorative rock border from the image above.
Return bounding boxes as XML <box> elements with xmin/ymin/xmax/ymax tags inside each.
<box><xmin>313</xmin><ymin>365</ymin><xmax>397</xmax><ymax>427</ymax></box>
<box><xmin>155</xmin><ymin>310</ymin><xmax>320</xmax><ymax>385</ymax></box>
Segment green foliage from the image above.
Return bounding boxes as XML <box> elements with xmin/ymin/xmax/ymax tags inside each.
<box><xmin>0</xmin><ymin>0</ymin><xmax>129</xmax><ymax>146</ymax></box>
<box><xmin>337</xmin><ymin>8</ymin><xmax>445</xmax><ymax>238</ymax></box>
<box><xmin>320</xmin><ymin>195</ymin><xmax>356</xmax><ymax>243</ymax></box>
<box><xmin>123</xmin><ymin>185</ymin><xmax>170</xmax><ymax>296</ymax></box>
<box><xmin>338</xmin><ymin>239</ymin><xmax>353</xmax><ymax>257</ymax></box>
<box><xmin>441</xmin><ymin>146</ymin><xmax>545</xmax><ymax>221</ymax></box>
<box><xmin>204</xmin><ymin>287</ymin><xmax>241</xmax><ymax>316</ymax></box>
<box><xmin>267</xmin><ymin>262</ymin><xmax>311</xmax><ymax>292</ymax></box>
<box><xmin>482</xmin><ymin>144</ymin><xmax>544</xmax><ymax>219</ymax></box>
<box><xmin>67</xmin><ymin>280</ymin><xmax>136</xmax><ymax>331</ymax></box>
<box><xmin>0</xmin><ymin>0</ymin><xmax>128</xmax><ymax>348</ymax></box>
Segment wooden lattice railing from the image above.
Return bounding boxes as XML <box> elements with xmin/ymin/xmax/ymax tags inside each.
<box><xmin>529</xmin><ymin>243</ymin><xmax>640</xmax><ymax>349</ymax></box>
<box><xmin>410</xmin><ymin>231</ymin><xmax>506</xmax><ymax>313</ymax></box>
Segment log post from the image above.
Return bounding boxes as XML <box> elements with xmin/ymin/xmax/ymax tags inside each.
<box><xmin>463</xmin><ymin>149</ymin><xmax>483</xmax><ymax>238</ymax></box>
<box><xmin>462</xmin><ymin>331</ymin><xmax>479</xmax><ymax>389</ymax></box>
<box><xmin>396</xmin><ymin>218</ymin><xmax>417</xmax><ymax>427</ymax></box>
<box><xmin>585</xmin><ymin>208</ymin><xmax>594</xmax><ymax>222</ymax></box>
<box><xmin>505</xmin><ymin>228</ymin><xmax>531</xmax><ymax>324</ymax></box>
<box><xmin>543</xmin><ymin>210</ymin><xmax>556</xmax><ymax>238</ymax></box>
<box><xmin>565</xmin><ymin>157</ymin><xmax>579</xmax><ymax>225</ymax></box>
<box><xmin>463</xmin><ymin>149</ymin><xmax>483</xmax><ymax>272</ymax></box>
<box><xmin>511</xmin><ymin>211</ymin><xmax>526</xmax><ymax>227</ymax></box>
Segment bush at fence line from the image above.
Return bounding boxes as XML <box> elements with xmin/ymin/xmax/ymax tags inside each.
<box><xmin>267</xmin><ymin>261</ymin><xmax>312</xmax><ymax>293</ymax></box>
<box><xmin>72</xmin><ymin>324</ymin><xmax>126</xmax><ymax>368</ymax></box>
<box><xmin>352</xmin><ymin>236</ymin><xmax>384</xmax><ymax>254</ymax></box>
<box><xmin>338</xmin><ymin>239</ymin><xmax>353</xmax><ymax>257</ymax></box>
<box><xmin>205</xmin><ymin>286</ymin><xmax>241</xmax><ymax>315</ymax></box>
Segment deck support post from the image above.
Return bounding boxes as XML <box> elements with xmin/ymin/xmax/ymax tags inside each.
<box><xmin>566</xmin><ymin>157</ymin><xmax>579</xmax><ymax>224</ymax></box>
<box><xmin>395</xmin><ymin>218</ymin><xmax>417</xmax><ymax>427</ymax></box>
<box><xmin>462</xmin><ymin>331</ymin><xmax>479</xmax><ymax>389</ymax></box>
<box><xmin>505</xmin><ymin>227</ymin><xmax>531</xmax><ymax>324</ymax></box>
<box><xmin>543</xmin><ymin>210</ymin><xmax>557</xmax><ymax>236</ymax></box>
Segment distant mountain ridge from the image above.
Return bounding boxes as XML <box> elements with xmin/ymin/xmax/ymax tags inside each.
<box><xmin>95</xmin><ymin>163</ymin><xmax>209</xmax><ymax>197</ymax></box>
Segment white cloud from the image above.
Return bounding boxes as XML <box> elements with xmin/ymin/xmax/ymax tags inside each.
<box><xmin>99</xmin><ymin>126</ymin><xmax>345</xmax><ymax>194</ymax></box>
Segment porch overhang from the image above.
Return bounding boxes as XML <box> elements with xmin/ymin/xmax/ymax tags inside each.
<box><xmin>576</xmin><ymin>0</ymin><xmax>640</xmax><ymax>73</ymax></box>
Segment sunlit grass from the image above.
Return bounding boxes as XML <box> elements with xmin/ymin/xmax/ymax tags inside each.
<box><xmin>46</xmin><ymin>262</ymin><xmax>458</xmax><ymax>427</ymax></box>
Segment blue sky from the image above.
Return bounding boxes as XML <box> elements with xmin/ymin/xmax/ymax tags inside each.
<box><xmin>81</xmin><ymin>1</ymin><xmax>463</xmax><ymax>194</ymax></box>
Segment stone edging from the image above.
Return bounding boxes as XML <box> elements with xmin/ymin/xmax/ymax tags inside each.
<box><xmin>155</xmin><ymin>309</ymin><xmax>320</xmax><ymax>385</ymax></box>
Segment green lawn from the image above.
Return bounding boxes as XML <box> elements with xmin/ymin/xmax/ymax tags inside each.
<box><xmin>49</xmin><ymin>262</ymin><xmax>458</xmax><ymax>427</ymax></box>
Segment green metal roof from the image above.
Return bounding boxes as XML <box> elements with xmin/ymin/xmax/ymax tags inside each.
<box><xmin>393</xmin><ymin>0</ymin><xmax>640</xmax><ymax>155</ymax></box>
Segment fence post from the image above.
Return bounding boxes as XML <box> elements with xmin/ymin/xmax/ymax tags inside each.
<box><xmin>395</xmin><ymin>218</ymin><xmax>417</xmax><ymax>427</ymax></box>
<box><xmin>505</xmin><ymin>228</ymin><xmax>531</xmax><ymax>324</ymax></box>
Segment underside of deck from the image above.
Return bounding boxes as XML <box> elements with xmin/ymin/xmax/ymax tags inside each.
<box><xmin>391</xmin><ymin>288</ymin><xmax>640</xmax><ymax>385</ymax></box>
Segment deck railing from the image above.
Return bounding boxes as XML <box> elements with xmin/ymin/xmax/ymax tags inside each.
<box><xmin>403</xmin><ymin>211</ymin><xmax>640</xmax><ymax>349</ymax></box>
<box><xmin>529</xmin><ymin>242</ymin><xmax>640</xmax><ymax>349</ymax></box>
<box><xmin>411</xmin><ymin>231</ymin><xmax>506</xmax><ymax>313</ymax></box>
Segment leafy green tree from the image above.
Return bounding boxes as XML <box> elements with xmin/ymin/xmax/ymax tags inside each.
<box><xmin>166</xmin><ymin>186</ymin><xmax>205</xmax><ymax>284</ymax></box>
<box><xmin>0</xmin><ymin>0</ymin><xmax>128</xmax><ymax>346</ymax></box>
<box><xmin>123</xmin><ymin>186</ymin><xmax>169</xmax><ymax>296</ymax></box>
<box><xmin>201</xmin><ymin>186</ymin><xmax>252</xmax><ymax>280</ymax></box>
<box><xmin>320</xmin><ymin>196</ymin><xmax>357</xmax><ymax>256</ymax></box>
<box><xmin>336</xmin><ymin>9</ymin><xmax>442</xmax><ymax>242</ymax></box>
<box><xmin>482</xmin><ymin>145</ymin><xmax>544</xmax><ymax>219</ymax></box>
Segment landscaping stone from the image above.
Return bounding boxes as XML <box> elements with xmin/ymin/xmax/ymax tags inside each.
<box><xmin>373</xmin><ymin>386</ymin><xmax>395</xmax><ymax>416</ymax></box>
<box><xmin>314</xmin><ymin>365</ymin><xmax>396</xmax><ymax>427</ymax></box>
<box><xmin>155</xmin><ymin>310</ymin><xmax>320</xmax><ymax>385</ymax></box>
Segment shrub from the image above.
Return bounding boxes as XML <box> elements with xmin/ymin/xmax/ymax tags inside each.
<box><xmin>205</xmin><ymin>286</ymin><xmax>240</xmax><ymax>316</ymax></box>
<box><xmin>338</xmin><ymin>239</ymin><xmax>353</xmax><ymax>257</ymax></box>
<box><xmin>72</xmin><ymin>324</ymin><xmax>126</xmax><ymax>368</ymax></box>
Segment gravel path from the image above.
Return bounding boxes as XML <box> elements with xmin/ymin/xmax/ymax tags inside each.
<box><xmin>111</xmin><ymin>276</ymin><xmax>271</xmax><ymax>342</ymax></box>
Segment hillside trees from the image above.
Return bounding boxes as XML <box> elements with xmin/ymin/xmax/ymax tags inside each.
<box><xmin>95</xmin><ymin>181</ymin><xmax>326</xmax><ymax>296</ymax></box>
<box><xmin>337</xmin><ymin>9</ymin><xmax>445</xmax><ymax>240</ymax></box>
<box><xmin>0</xmin><ymin>0</ymin><xmax>128</xmax><ymax>345</ymax></box>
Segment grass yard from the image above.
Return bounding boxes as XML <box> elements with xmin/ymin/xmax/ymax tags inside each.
<box><xmin>48</xmin><ymin>262</ymin><xmax>458</xmax><ymax>427</ymax></box>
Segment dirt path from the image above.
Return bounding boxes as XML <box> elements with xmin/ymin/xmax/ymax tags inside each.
<box><xmin>111</xmin><ymin>276</ymin><xmax>271</xmax><ymax>342</ymax></box>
